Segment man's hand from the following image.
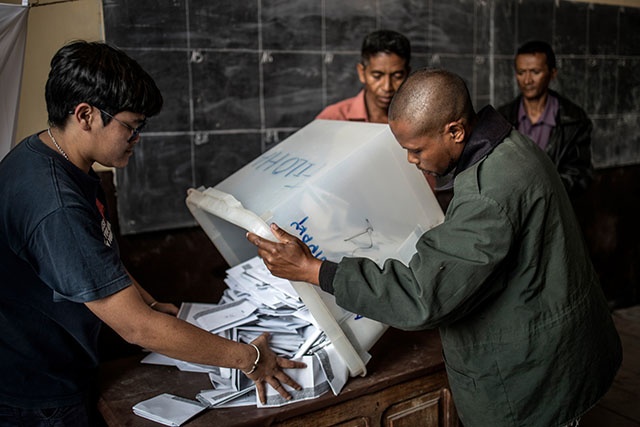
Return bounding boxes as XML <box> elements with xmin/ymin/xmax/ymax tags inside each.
<box><xmin>244</xmin><ymin>333</ymin><xmax>307</xmax><ymax>404</ymax></box>
<box><xmin>246</xmin><ymin>223</ymin><xmax>322</xmax><ymax>285</ymax></box>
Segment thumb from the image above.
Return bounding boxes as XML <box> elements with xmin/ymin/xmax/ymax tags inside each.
<box><xmin>258</xmin><ymin>331</ymin><xmax>271</xmax><ymax>341</ymax></box>
<box><xmin>270</xmin><ymin>223</ymin><xmax>294</xmax><ymax>243</ymax></box>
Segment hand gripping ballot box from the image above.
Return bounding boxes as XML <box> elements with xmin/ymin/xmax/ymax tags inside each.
<box><xmin>186</xmin><ymin>119</ymin><xmax>444</xmax><ymax>379</ymax></box>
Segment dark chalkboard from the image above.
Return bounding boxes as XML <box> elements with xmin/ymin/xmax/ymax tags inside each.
<box><xmin>103</xmin><ymin>0</ymin><xmax>640</xmax><ymax>234</ymax></box>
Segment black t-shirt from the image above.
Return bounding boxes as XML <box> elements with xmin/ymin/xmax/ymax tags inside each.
<box><xmin>0</xmin><ymin>133</ymin><xmax>131</xmax><ymax>408</ymax></box>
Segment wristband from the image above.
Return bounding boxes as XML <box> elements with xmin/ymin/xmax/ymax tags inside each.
<box><xmin>243</xmin><ymin>343</ymin><xmax>261</xmax><ymax>375</ymax></box>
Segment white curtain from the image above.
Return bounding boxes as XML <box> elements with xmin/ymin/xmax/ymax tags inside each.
<box><xmin>0</xmin><ymin>3</ymin><xmax>28</xmax><ymax>159</ymax></box>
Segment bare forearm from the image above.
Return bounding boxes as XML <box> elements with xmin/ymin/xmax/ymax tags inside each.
<box><xmin>87</xmin><ymin>285</ymin><xmax>254</xmax><ymax>371</ymax></box>
<box><xmin>127</xmin><ymin>271</ymin><xmax>178</xmax><ymax>315</ymax></box>
<box><xmin>126</xmin><ymin>270</ymin><xmax>154</xmax><ymax>305</ymax></box>
<box><xmin>131</xmin><ymin>310</ymin><xmax>255</xmax><ymax>371</ymax></box>
<box><xmin>86</xmin><ymin>283</ymin><xmax>306</xmax><ymax>404</ymax></box>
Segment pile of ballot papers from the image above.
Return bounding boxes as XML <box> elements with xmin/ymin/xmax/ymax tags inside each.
<box><xmin>135</xmin><ymin>255</ymin><xmax>358</xmax><ymax>424</ymax></box>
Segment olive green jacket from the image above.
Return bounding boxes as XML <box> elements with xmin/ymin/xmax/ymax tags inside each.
<box><xmin>319</xmin><ymin>107</ymin><xmax>621</xmax><ymax>426</ymax></box>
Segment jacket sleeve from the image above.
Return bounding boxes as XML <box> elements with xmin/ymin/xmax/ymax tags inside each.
<box><xmin>551</xmin><ymin>96</ymin><xmax>594</xmax><ymax>197</ymax></box>
<box><xmin>330</xmin><ymin>192</ymin><xmax>515</xmax><ymax>330</ymax></box>
<box><xmin>496</xmin><ymin>99</ymin><xmax>519</xmax><ymax>127</ymax></box>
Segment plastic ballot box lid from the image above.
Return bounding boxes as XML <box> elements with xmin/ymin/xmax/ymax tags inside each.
<box><xmin>186</xmin><ymin>119</ymin><xmax>444</xmax><ymax>377</ymax></box>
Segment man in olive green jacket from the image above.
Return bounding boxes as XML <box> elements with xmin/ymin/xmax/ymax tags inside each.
<box><xmin>247</xmin><ymin>69</ymin><xmax>621</xmax><ymax>427</ymax></box>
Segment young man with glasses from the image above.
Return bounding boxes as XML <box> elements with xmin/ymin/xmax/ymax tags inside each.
<box><xmin>97</xmin><ymin>108</ymin><xmax>147</xmax><ymax>142</ymax></box>
<box><xmin>0</xmin><ymin>41</ymin><xmax>304</xmax><ymax>426</ymax></box>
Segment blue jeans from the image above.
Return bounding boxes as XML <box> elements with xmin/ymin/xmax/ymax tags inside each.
<box><xmin>0</xmin><ymin>402</ymin><xmax>104</xmax><ymax>427</ymax></box>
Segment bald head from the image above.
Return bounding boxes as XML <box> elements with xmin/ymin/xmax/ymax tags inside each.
<box><xmin>389</xmin><ymin>68</ymin><xmax>475</xmax><ymax>138</ymax></box>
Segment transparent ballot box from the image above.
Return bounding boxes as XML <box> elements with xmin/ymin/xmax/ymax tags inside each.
<box><xmin>186</xmin><ymin>119</ymin><xmax>444</xmax><ymax>378</ymax></box>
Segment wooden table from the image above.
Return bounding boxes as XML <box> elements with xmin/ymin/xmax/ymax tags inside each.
<box><xmin>99</xmin><ymin>328</ymin><xmax>458</xmax><ymax>426</ymax></box>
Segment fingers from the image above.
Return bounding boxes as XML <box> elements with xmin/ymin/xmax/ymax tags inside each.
<box><xmin>153</xmin><ymin>302</ymin><xmax>179</xmax><ymax>316</ymax></box>
<box><xmin>163</xmin><ymin>303</ymin><xmax>179</xmax><ymax>316</ymax></box>
<box><xmin>254</xmin><ymin>332</ymin><xmax>270</xmax><ymax>346</ymax></box>
<box><xmin>253</xmin><ymin>373</ymin><xmax>298</xmax><ymax>404</ymax></box>
<box><xmin>263</xmin><ymin>368</ymin><xmax>302</xmax><ymax>401</ymax></box>
<box><xmin>274</xmin><ymin>356</ymin><xmax>305</xmax><ymax>391</ymax></box>
<box><xmin>252</xmin><ymin>375</ymin><xmax>296</xmax><ymax>405</ymax></box>
<box><xmin>265</xmin><ymin>376</ymin><xmax>293</xmax><ymax>401</ymax></box>
<box><xmin>255</xmin><ymin>379</ymin><xmax>266</xmax><ymax>405</ymax></box>
<box><xmin>269</xmin><ymin>223</ymin><xmax>294</xmax><ymax>243</ymax></box>
<box><xmin>275</xmin><ymin>371</ymin><xmax>303</xmax><ymax>391</ymax></box>
<box><xmin>246</xmin><ymin>231</ymin><xmax>268</xmax><ymax>249</ymax></box>
<box><xmin>246</xmin><ymin>223</ymin><xmax>295</xmax><ymax>247</ymax></box>
<box><xmin>278</xmin><ymin>357</ymin><xmax>307</xmax><ymax>369</ymax></box>
<box><xmin>246</xmin><ymin>234</ymin><xmax>281</xmax><ymax>262</ymax></box>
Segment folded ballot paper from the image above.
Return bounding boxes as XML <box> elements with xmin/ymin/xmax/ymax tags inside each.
<box><xmin>132</xmin><ymin>393</ymin><xmax>207</xmax><ymax>426</ymax></box>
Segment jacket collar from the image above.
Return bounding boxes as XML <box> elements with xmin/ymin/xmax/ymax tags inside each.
<box><xmin>438</xmin><ymin>106</ymin><xmax>513</xmax><ymax>191</ymax></box>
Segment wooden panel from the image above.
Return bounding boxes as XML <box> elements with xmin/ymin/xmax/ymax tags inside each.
<box><xmin>333</xmin><ymin>417</ymin><xmax>371</xmax><ymax>427</ymax></box>
<box><xmin>384</xmin><ymin>390</ymin><xmax>442</xmax><ymax>427</ymax></box>
<box><xmin>276</xmin><ymin>370</ymin><xmax>455</xmax><ymax>427</ymax></box>
<box><xmin>384</xmin><ymin>387</ymin><xmax>458</xmax><ymax>427</ymax></box>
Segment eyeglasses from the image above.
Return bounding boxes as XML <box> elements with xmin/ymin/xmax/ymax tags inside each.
<box><xmin>98</xmin><ymin>109</ymin><xmax>147</xmax><ymax>143</ymax></box>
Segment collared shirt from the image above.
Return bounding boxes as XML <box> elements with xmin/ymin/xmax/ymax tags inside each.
<box><xmin>316</xmin><ymin>89</ymin><xmax>368</xmax><ymax>122</ymax></box>
<box><xmin>517</xmin><ymin>94</ymin><xmax>558</xmax><ymax>151</ymax></box>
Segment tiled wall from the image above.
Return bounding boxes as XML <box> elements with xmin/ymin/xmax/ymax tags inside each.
<box><xmin>103</xmin><ymin>0</ymin><xmax>640</xmax><ymax>234</ymax></box>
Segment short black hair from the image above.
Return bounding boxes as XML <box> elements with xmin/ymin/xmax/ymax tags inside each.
<box><xmin>516</xmin><ymin>40</ymin><xmax>556</xmax><ymax>70</ymax></box>
<box><xmin>45</xmin><ymin>40</ymin><xmax>163</xmax><ymax>128</ymax></box>
<box><xmin>390</xmin><ymin>68</ymin><xmax>475</xmax><ymax>138</ymax></box>
<box><xmin>360</xmin><ymin>30</ymin><xmax>411</xmax><ymax>68</ymax></box>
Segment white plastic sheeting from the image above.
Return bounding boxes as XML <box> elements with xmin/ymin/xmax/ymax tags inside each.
<box><xmin>0</xmin><ymin>3</ymin><xmax>28</xmax><ymax>158</ymax></box>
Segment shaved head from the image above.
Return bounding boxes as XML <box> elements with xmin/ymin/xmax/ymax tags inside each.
<box><xmin>389</xmin><ymin>68</ymin><xmax>475</xmax><ymax>138</ymax></box>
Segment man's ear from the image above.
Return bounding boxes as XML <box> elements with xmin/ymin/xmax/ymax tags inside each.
<box><xmin>69</xmin><ymin>103</ymin><xmax>94</xmax><ymax>130</ymax></box>
<box><xmin>447</xmin><ymin>121</ymin><xmax>466</xmax><ymax>143</ymax></box>
<box><xmin>550</xmin><ymin>67</ymin><xmax>558</xmax><ymax>81</ymax></box>
<box><xmin>357</xmin><ymin>62</ymin><xmax>366</xmax><ymax>84</ymax></box>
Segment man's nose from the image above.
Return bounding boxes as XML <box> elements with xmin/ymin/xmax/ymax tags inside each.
<box><xmin>407</xmin><ymin>152</ymin><xmax>419</xmax><ymax>165</ymax></box>
<box><xmin>382</xmin><ymin>75</ymin><xmax>393</xmax><ymax>91</ymax></box>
